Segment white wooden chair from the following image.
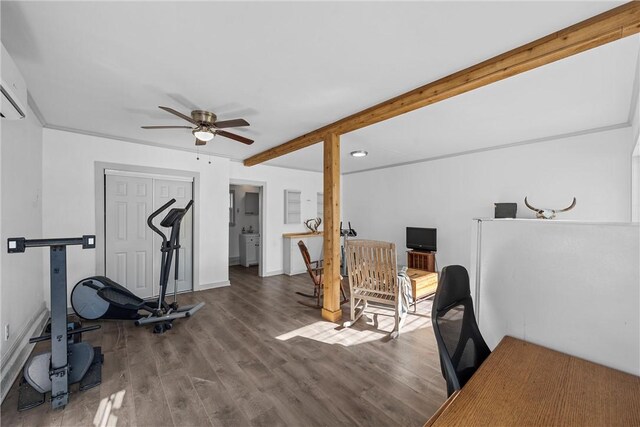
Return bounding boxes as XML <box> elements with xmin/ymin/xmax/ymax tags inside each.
<box><xmin>343</xmin><ymin>239</ymin><xmax>403</xmax><ymax>338</ymax></box>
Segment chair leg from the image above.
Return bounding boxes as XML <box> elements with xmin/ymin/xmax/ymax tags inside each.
<box><xmin>390</xmin><ymin>306</ymin><xmax>401</xmax><ymax>339</ymax></box>
<box><xmin>349</xmin><ymin>295</ymin><xmax>355</xmax><ymax>324</ymax></box>
<box><xmin>343</xmin><ymin>297</ymin><xmax>365</xmax><ymax>328</ymax></box>
<box><xmin>340</xmin><ymin>284</ymin><xmax>348</xmax><ymax>305</ymax></box>
<box><xmin>297</xmin><ymin>284</ymin><xmax>324</xmax><ymax>309</ymax></box>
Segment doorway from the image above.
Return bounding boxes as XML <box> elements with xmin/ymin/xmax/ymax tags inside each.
<box><xmin>103</xmin><ymin>169</ymin><xmax>194</xmax><ymax>297</ymax></box>
<box><xmin>229</xmin><ymin>182</ymin><xmax>264</xmax><ymax>276</ymax></box>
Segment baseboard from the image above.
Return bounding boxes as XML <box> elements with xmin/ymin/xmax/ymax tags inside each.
<box><xmin>263</xmin><ymin>269</ymin><xmax>284</xmax><ymax>277</ymax></box>
<box><xmin>229</xmin><ymin>257</ymin><xmax>240</xmax><ymax>266</ymax></box>
<box><xmin>284</xmin><ymin>269</ymin><xmax>306</xmax><ymax>277</ymax></box>
<box><xmin>198</xmin><ymin>280</ymin><xmax>231</xmax><ymax>291</ymax></box>
<box><xmin>0</xmin><ymin>304</ymin><xmax>49</xmax><ymax>404</ymax></box>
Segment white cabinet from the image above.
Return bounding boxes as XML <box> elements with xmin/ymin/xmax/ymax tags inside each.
<box><xmin>283</xmin><ymin>234</ymin><xmax>323</xmax><ymax>276</ymax></box>
<box><xmin>245</xmin><ymin>192</ymin><xmax>259</xmax><ymax>215</ymax></box>
<box><xmin>239</xmin><ymin>233</ymin><xmax>260</xmax><ymax>267</ymax></box>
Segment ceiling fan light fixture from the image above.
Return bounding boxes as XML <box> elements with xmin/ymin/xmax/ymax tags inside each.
<box><xmin>350</xmin><ymin>150</ymin><xmax>368</xmax><ymax>158</ymax></box>
<box><xmin>143</xmin><ymin>107</ymin><xmax>254</xmax><ymax>145</ymax></box>
<box><xmin>193</xmin><ymin>128</ymin><xmax>214</xmax><ymax>142</ymax></box>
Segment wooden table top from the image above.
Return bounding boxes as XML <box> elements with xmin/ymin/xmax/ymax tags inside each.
<box><xmin>406</xmin><ymin>268</ymin><xmax>437</xmax><ymax>279</ymax></box>
<box><xmin>282</xmin><ymin>231</ymin><xmax>323</xmax><ymax>238</ymax></box>
<box><xmin>428</xmin><ymin>336</ymin><xmax>640</xmax><ymax>426</ymax></box>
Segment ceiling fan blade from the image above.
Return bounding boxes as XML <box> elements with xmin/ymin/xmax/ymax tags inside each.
<box><xmin>158</xmin><ymin>106</ymin><xmax>197</xmax><ymax>125</ymax></box>
<box><xmin>195</xmin><ymin>138</ymin><xmax>207</xmax><ymax>146</ymax></box>
<box><xmin>214</xmin><ymin>118</ymin><xmax>250</xmax><ymax>129</ymax></box>
<box><xmin>217</xmin><ymin>130</ymin><xmax>254</xmax><ymax>145</ymax></box>
<box><xmin>141</xmin><ymin>125</ymin><xmax>193</xmax><ymax>129</ymax></box>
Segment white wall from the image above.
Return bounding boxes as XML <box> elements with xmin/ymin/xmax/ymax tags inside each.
<box><xmin>633</xmin><ymin>142</ymin><xmax>639</xmax><ymax>222</ymax></box>
<box><xmin>229</xmin><ymin>184</ymin><xmax>260</xmax><ymax>261</ymax></box>
<box><xmin>631</xmin><ymin>47</ymin><xmax>640</xmax><ymax>222</ymax></box>
<box><xmin>41</xmin><ymin>128</ymin><xmax>325</xmax><ymax>304</ymax></box>
<box><xmin>343</xmin><ymin>127</ymin><xmax>636</xmax><ymax>271</ymax></box>
<box><xmin>473</xmin><ymin>220</ymin><xmax>639</xmax><ymax>375</ymax></box>
<box><xmin>632</xmin><ymin>42</ymin><xmax>639</xmax><ymax>146</ymax></box>
<box><xmin>42</xmin><ymin>128</ymin><xmax>231</xmax><ymax>306</ymax></box>
<box><xmin>0</xmin><ymin>106</ymin><xmax>47</xmax><ymax>397</ymax></box>
<box><xmin>229</xmin><ymin>162</ymin><xmax>323</xmax><ymax>276</ymax></box>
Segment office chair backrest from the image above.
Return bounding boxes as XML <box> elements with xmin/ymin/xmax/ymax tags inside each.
<box><xmin>432</xmin><ymin>265</ymin><xmax>491</xmax><ymax>396</ymax></box>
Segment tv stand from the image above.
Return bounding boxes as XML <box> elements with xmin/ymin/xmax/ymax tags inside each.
<box><xmin>407</xmin><ymin>250</ymin><xmax>436</xmax><ymax>272</ymax></box>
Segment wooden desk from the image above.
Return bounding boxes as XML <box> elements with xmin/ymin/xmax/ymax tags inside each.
<box><xmin>426</xmin><ymin>336</ymin><xmax>640</xmax><ymax>426</ymax></box>
<box><xmin>406</xmin><ymin>268</ymin><xmax>438</xmax><ymax>311</ymax></box>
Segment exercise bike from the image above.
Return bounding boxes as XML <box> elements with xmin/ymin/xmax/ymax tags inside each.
<box><xmin>71</xmin><ymin>198</ymin><xmax>204</xmax><ymax>334</ymax></box>
<box><xmin>7</xmin><ymin>235</ymin><xmax>103</xmax><ymax>411</ymax></box>
<box><xmin>340</xmin><ymin>221</ymin><xmax>357</xmax><ymax>276</ymax></box>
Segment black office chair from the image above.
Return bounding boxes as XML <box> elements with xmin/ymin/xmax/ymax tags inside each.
<box><xmin>431</xmin><ymin>265</ymin><xmax>491</xmax><ymax>397</ymax></box>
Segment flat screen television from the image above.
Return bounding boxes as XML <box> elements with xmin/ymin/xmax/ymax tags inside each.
<box><xmin>406</xmin><ymin>227</ymin><xmax>437</xmax><ymax>252</ymax></box>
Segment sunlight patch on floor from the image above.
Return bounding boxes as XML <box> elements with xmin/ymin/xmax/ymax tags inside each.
<box><xmin>276</xmin><ymin>307</ymin><xmax>432</xmax><ymax>346</ymax></box>
<box><xmin>93</xmin><ymin>389</ymin><xmax>125</xmax><ymax>427</ymax></box>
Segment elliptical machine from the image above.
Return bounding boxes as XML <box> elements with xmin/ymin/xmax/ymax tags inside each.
<box><xmin>71</xmin><ymin>198</ymin><xmax>204</xmax><ymax>334</ymax></box>
<box><xmin>7</xmin><ymin>235</ymin><xmax>103</xmax><ymax>411</ymax></box>
<box><xmin>340</xmin><ymin>221</ymin><xmax>357</xmax><ymax>276</ymax></box>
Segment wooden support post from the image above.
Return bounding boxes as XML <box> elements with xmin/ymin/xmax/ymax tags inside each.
<box><xmin>322</xmin><ymin>133</ymin><xmax>342</xmax><ymax>322</ymax></box>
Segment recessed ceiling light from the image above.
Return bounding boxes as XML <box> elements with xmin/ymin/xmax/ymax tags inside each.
<box><xmin>350</xmin><ymin>150</ymin><xmax>368</xmax><ymax>158</ymax></box>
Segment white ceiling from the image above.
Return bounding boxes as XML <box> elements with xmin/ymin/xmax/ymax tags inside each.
<box><xmin>2</xmin><ymin>1</ymin><xmax>637</xmax><ymax>173</ymax></box>
<box><xmin>272</xmin><ymin>35</ymin><xmax>640</xmax><ymax>173</ymax></box>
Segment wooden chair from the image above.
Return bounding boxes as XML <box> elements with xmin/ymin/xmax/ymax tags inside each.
<box><xmin>343</xmin><ymin>239</ymin><xmax>402</xmax><ymax>338</ymax></box>
<box><xmin>297</xmin><ymin>240</ymin><xmax>347</xmax><ymax>308</ymax></box>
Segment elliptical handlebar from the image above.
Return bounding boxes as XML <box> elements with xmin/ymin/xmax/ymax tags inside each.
<box><xmin>147</xmin><ymin>198</ymin><xmax>176</xmax><ymax>242</ymax></box>
<box><xmin>339</xmin><ymin>221</ymin><xmax>357</xmax><ymax>237</ymax></box>
<box><xmin>184</xmin><ymin>200</ymin><xmax>194</xmax><ymax>215</ymax></box>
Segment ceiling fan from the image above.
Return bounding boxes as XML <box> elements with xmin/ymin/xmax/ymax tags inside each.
<box><xmin>141</xmin><ymin>106</ymin><xmax>253</xmax><ymax>146</ymax></box>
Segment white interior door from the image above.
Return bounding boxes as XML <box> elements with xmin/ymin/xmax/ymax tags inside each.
<box><xmin>105</xmin><ymin>175</ymin><xmax>155</xmax><ymax>298</ymax></box>
<box><xmin>105</xmin><ymin>173</ymin><xmax>194</xmax><ymax>298</ymax></box>
<box><xmin>152</xmin><ymin>179</ymin><xmax>193</xmax><ymax>295</ymax></box>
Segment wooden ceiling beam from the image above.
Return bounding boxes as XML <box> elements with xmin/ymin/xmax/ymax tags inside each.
<box><xmin>243</xmin><ymin>1</ymin><xmax>640</xmax><ymax>167</ymax></box>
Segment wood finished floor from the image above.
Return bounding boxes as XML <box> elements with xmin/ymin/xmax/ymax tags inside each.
<box><xmin>1</xmin><ymin>266</ymin><xmax>446</xmax><ymax>427</ymax></box>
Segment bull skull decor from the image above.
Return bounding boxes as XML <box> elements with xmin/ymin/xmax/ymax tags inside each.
<box><xmin>524</xmin><ymin>197</ymin><xmax>576</xmax><ymax>219</ymax></box>
<box><xmin>304</xmin><ymin>217</ymin><xmax>322</xmax><ymax>233</ymax></box>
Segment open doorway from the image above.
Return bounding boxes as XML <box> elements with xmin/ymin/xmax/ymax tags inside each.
<box><xmin>229</xmin><ymin>182</ymin><xmax>264</xmax><ymax>277</ymax></box>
